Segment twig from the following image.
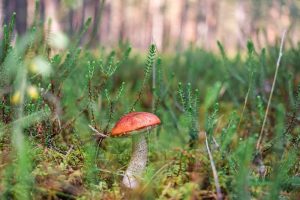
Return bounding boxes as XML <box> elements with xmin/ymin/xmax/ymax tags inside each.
<box><xmin>256</xmin><ymin>30</ymin><xmax>287</xmax><ymax>151</ymax></box>
<box><xmin>212</xmin><ymin>136</ymin><xmax>220</xmax><ymax>149</ymax></box>
<box><xmin>65</xmin><ymin>145</ymin><xmax>74</xmax><ymax>156</ymax></box>
<box><xmin>237</xmin><ymin>72</ymin><xmax>254</xmax><ymax>131</ymax></box>
<box><xmin>88</xmin><ymin>124</ymin><xmax>109</xmax><ymax>138</ymax></box>
<box><xmin>205</xmin><ymin>132</ymin><xmax>222</xmax><ymax>200</ymax></box>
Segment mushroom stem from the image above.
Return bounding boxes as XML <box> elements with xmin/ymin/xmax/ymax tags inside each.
<box><xmin>123</xmin><ymin>133</ymin><xmax>148</xmax><ymax>189</ymax></box>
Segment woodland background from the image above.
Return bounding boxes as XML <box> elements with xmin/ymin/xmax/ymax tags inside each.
<box><xmin>1</xmin><ymin>0</ymin><xmax>300</xmax><ymax>53</ymax></box>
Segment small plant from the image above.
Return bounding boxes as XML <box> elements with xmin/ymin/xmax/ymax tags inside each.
<box><xmin>177</xmin><ymin>82</ymin><xmax>200</xmax><ymax>147</ymax></box>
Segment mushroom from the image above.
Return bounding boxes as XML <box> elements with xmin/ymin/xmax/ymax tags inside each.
<box><xmin>111</xmin><ymin>112</ymin><xmax>161</xmax><ymax>189</ymax></box>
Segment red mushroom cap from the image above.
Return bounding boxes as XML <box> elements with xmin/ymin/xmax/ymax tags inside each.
<box><xmin>111</xmin><ymin>112</ymin><xmax>161</xmax><ymax>137</ymax></box>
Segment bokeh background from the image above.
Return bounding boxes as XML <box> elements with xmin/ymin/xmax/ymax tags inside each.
<box><xmin>1</xmin><ymin>0</ymin><xmax>300</xmax><ymax>53</ymax></box>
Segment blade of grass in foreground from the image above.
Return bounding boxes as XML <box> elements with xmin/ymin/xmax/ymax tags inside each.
<box><xmin>9</xmin><ymin>64</ymin><xmax>32</xmax><ymax>199</ymax></box>
<box><xmin>0</xmin><ymin>109</ymin><xmax>50</xmax><ymax>138</ymax></box>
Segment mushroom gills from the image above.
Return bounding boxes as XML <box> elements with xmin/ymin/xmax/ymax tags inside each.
<box><xmin>123</xmin><ymin>134</ymin><xmax>148</xmax><ymax>189</ymax></box>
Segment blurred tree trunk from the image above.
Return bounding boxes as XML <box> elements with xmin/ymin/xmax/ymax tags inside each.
<box><xmin>236</xmin><ymin>0</ymin><xmax>247</xmax><ymax>49</ymax></box>
<box><xmin>45</xmin><ymin>0</ymin><xmax>61</xmax><ymax>33</ymax></box>
<box><xmin>177</xmin><ymin>0</ymin><xmax>188</xmax><ymax>51</ymax></box>
<box><xmin>161</xmin><ymin>0</ymin><xmax>170</xmax><ymax>51</ymax></box>
<box><xmin>205</xmin><ymin>0</ymin><xmax>219</xmax><ymax>49</ymax></box>
<box><xmin>3</xmin><ymin>0</ymin><xmax>27</xmax><ymax>35</ymax></box>
<box><xmin>15</xmin><ymin>0</ymin><xmax>27</xmax><ymax>35</ymax></box>
<box><xmin>68</xmin><ymin>9</ymin><xmax>74</xmax><ymax>35</ymax></box>
<box><xmin>40</xmin><ymin>0</ymin><xmax>45</xmax><ymax>23</ymax></box>
<box><xmin>287</xmin><ymin>1</ymin><xmax>299</xmax><ymax>46</ymax></box>
<box><xmin>89</xmin><ymin>0</ymin><xmax>106</xmax><ymax>46</ymax></box>
<box><xmin>80</xmin><ymin>0</ymin><xmax>87</xmax><ymax>30</ymax></box>
<box><xmin>3</xmin><ymin>0</ymin><xmax>15</xmax><ymax>25</ymax></box>
<box><xmin>194</xmin><ymin>0</ymin><xmax>206</xmax><ymax>46</ymax></box>
<box><xmin>144</xmin><ymin>0</ymin><xmax>151</xmax><ymax>47</ymax></box>
<box><xmin>151</xmin><ymin>0</ymin><xmax>164</xmax><ymax>50</ymax></box>
<box><xmin>100</xmin><ymin>1</ymin><xmax>111</xmax><ymax>46</ymax></box>
<box><xmin>119</xmin><ymin>0</ymin><xmax>126</xmax><ymax>42</ymax></box>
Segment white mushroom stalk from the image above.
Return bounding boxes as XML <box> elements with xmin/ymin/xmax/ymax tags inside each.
<box><xmin>123</xmin><ymin>134</ymin><xmax>148</xmax><ymax>189</ymax></box>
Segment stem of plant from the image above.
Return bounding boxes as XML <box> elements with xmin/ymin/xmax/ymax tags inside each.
<box><xmin>152</xmin><ymin>56</ymin><xmax>156</xmax><ymax>112</ymax></box>
<box><xmin>205</xmin><ymin>132</ymin><xmax>222</xmax><ymax>200</ymax></box>
<box><xmin>256</xmin><ymin>30</ymin><xmax>287</xmax><ymax>151</ymax></box>
<box><xmin>123</xmin><ymin>133</ymin><xmax>148</xmax><ymax>189</ymax></box>
<box><xmin>237</xmin><ymin>72</ymin><xmax>254</xmax><ymax>132</ymax></box>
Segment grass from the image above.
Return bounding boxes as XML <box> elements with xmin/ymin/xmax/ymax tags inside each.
<box><xmin>0</xmin><ymin>14</ymin><xmax>300</xmax><ymax>200</ymax></box>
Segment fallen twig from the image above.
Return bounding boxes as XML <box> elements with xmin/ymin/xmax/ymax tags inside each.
<box><xmin>88</xmin><ymin>124</ymin><xmax>109</xmax><ymax>138</ymax></box>
<box><xmin>256</xmin><ymin>30</ymin><xmax>287</xmax><ymax>151</ymax></box>
<box><xmin>205</xmin><ymin>131</ymin><xmax>222</xmax><ymax>200</ymax></box>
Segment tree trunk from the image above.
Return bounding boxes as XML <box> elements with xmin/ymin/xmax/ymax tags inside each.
<box><xmin>15</xmin><ymin>0</ymin><xmax>28</xmax><ymax>35</ymax></box>
<box><xmin>3</xmin><ymin>0</ymin><xmax>15</xmax><ymax>25</ymax></box>
<box><xmin>45</xmin><ymin>0</ymin><xmax>61</xmax><ymax>33</ymax></box>
<box><xmin>68</xmin><ymin>9</ymin><xmax>74</xmax><ymax>34</ymax></box>
<box><xmin>119</xmin><ymin>0</ymin><xmax>126</xmax><ymax>42</ymax></box>
<box><xmin>205</xmin><ymin>0</ymin><xmax>219</xmax><ymax>49</ymax></box>
<box><xmin>40</xmin><ymin>0</ymin><xmax>45</xmax><ymax>23</ymax></box>
<box><xmin>177</xmin><ymin>0</ymin><xmax>188</xmax><ymax>51</ymax></box>
<box><xmin>89</xmin><ymin>0</ymin><xmax>106</xmax><ymax>46</ymax></box>
<box><xmin>151</xmin><ymin>0</ymin><xmax>164</xmax><ymax>50</ymax></box>
<box><xmin>195</xmin><ymin>0</ymin><xmax>206</xmax><ymax>46</ymax></box>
